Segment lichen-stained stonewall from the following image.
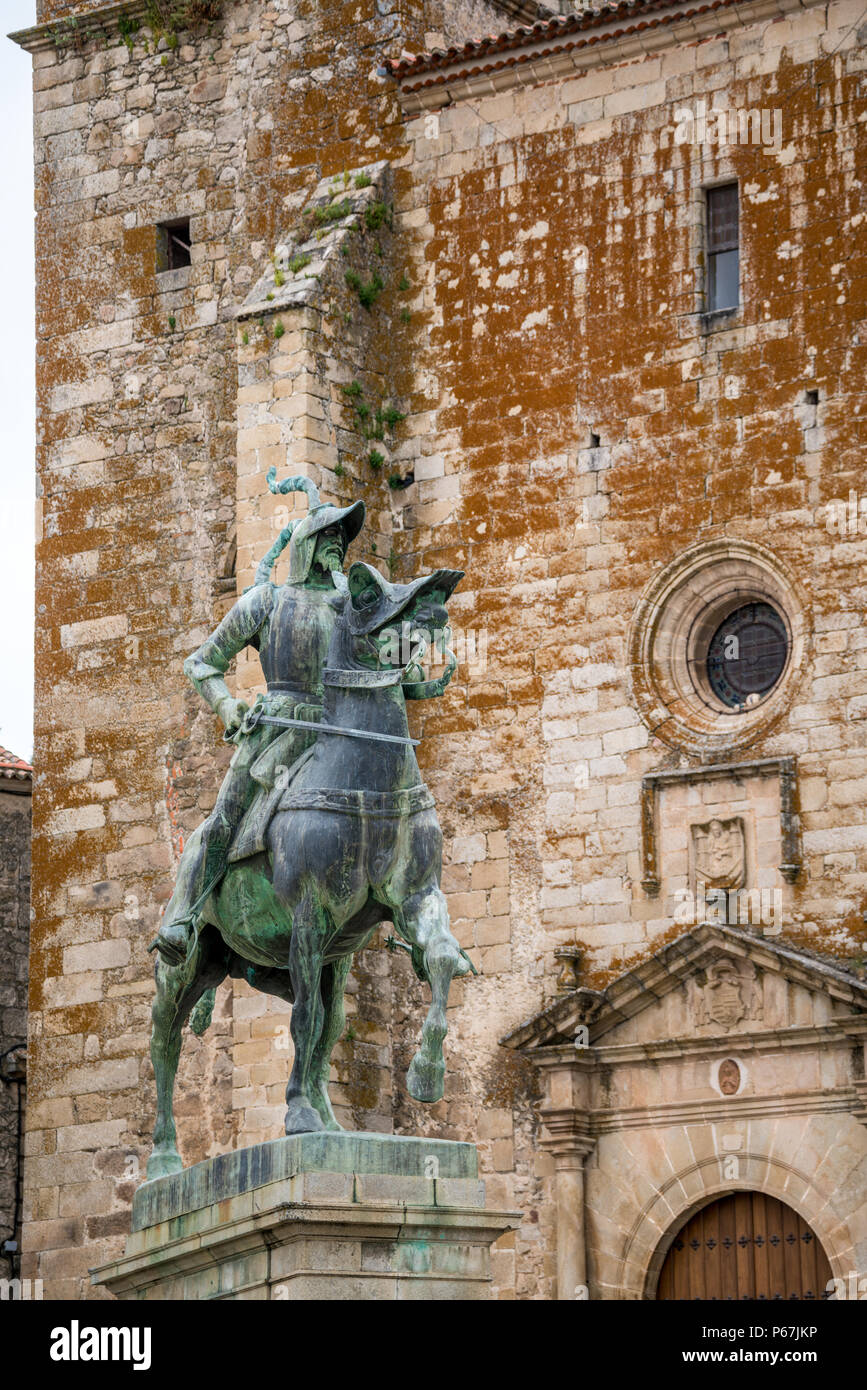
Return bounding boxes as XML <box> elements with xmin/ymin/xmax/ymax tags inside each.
<box><xmin>12</xmin><ymin>0</ymin><xmax>867</xmax><ymax>1300</ymax></box>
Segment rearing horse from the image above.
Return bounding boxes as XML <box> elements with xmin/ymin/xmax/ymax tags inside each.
<box><xmin>147</xmin><ymin>561</ymin><xmax>470</xmax><ymax>1179</ymax></box>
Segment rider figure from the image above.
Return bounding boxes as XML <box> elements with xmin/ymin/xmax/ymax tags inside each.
<box><xmin>154</xmin><ymin>473</ymin><xmax>365</xmax><ymax>966</ymax></box>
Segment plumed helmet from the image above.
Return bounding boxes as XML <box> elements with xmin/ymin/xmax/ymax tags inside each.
<box><xmin>254</xmin><ymin>470</ymin><xmax>365</xmax><ymax>587</ymax></box>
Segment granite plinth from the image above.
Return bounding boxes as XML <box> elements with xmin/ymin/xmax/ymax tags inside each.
<box><xmin>92</xmin><ymin>1133</ymin><xmax>520</xmax><ymax>1301</ymax></box>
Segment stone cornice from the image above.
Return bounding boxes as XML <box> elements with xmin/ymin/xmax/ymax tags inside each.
<box><xmin>501</xmin><ymin>923</ymin><xmax>867</xmax><ymax>1052</ymax></box>
<box><xmin>9</xmin><ymin>0</ymin><xmax>553</xmax><ymax>54</ymax></box>
<box><xmin>10</xmin><ymin>1</ymin><xmax>227</xmax><ymax>52</ymax></box>
<box><xmin>522</xmin><ymin>1021</ymin><xmax>862</xmax><ymax>1067</ymax></box>
<box><xmin>536</xmin><ymin>1107</ymin><xmax>596</xmax><ymax>1160</ymax></box>
<box><xmin>537</xmin><ymin>1080</ymin><xmax>861</xmax><ymax>1138</ymax></box>
<box><xmin>11</xmin><ymin>2</ymin><xmax>154</xmax><ymax>53</ymax></box>
<box><xmin>389</xmin><ymin>0</ymin><xmax>829</xmax><ymax>114</ymax></box>
<box><xmin>588</xmin><ymin>1087</ymin><xmax>859</xmax><ymax>1133</ymax></box>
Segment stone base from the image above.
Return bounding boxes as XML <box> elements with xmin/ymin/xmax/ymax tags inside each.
<box><xmin>91</xmin><ymin>1133</ymin><xmax>520</xmax><ymax>1300</ymax></box>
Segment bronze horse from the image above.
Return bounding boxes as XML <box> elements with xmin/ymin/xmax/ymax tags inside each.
<box><xmin>147</xmin><ymin>561</ymin><xmax>470</xmax><ymax>1179</ymax></box>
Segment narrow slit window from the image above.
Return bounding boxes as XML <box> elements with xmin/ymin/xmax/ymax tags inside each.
<box><xmin>706</xmin><ymin>184</ymin><xmax>739</xmax><ymax>313</ymax></box>
<box><xmin>156</xmin><ymin>218</ymin><xmax>192</xmax><ymax>272</ymax></box>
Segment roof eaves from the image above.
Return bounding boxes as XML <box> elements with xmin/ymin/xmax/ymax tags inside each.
<box><xmin>383</xmin><ymin>0</ymin><xmax>802</xmax><ymax>102</ymax></box>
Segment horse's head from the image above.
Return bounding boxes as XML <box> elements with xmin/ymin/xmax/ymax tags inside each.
<box><xmin>334</xmin><ymin>562</ymin><xmax>464</xmax><ymax>693</ymax></box>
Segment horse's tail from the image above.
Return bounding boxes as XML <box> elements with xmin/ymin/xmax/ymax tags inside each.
<box><xmin>190</xmin><ymin>988</ymin><xmax>217</xmax><ymax>1036</ymax></box>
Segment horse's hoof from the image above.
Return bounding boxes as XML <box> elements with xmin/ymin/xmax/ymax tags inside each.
<box><xmin>284</xmin><ymin>1102</ymin><xmax>325</xmax><ymax>1135</ymax></box>
<box><xmin>146</xmin><ymin>1147</ymin><xmax>183</xmax><ymax>1181</ymax></box>
<box><xmin>407</xmin><ymin>1053</ymin><xmax>445</xmax><ymax>1104</ymax></box>
<box><xmin>312</xmin><ymin>1087</ymin><xmax>344</xmax><ymax>1132</ymax></box>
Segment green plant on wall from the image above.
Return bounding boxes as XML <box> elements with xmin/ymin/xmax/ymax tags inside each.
<box><xmin>48</xmin><ymin>15</ymin><xmax>111</xmax><ymax>50</ymax></box>
<box><xmin>311</xmin><ymin>199</ymin><xmax>353</xmax><ymax>228</ymax></box>
<box><xmin>341</xmin><ymin>383</ymin><xmax>404</xmax><ymax>445</ymax></box>
<box><xmin>144</xmin><ymin>1</ymin><xmax>223</xmax><ymax>45</ymax></box>
<box><xmin>364</xmin><ymin>202</ymin><xmax>393</xmax><ymax>233</ymax></box>
<box><xmin>344</xmin><ymin>270</ymin><xmax>384</xmax><ymax>311</ymax></box>
<box><xmin>118</xmin><ymin>14</ymin><xmax>141</xmax><ymax>51</ymax></box>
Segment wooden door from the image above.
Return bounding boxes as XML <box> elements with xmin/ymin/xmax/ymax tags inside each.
<box><xmin>656</xmin><ymin>1193</ymin><xmax>832</xmax><ymax>1300</ymax></box>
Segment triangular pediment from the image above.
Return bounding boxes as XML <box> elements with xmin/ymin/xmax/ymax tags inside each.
<box><xmin>501</xmin><ymin>924</ymin><xmax>867</xmax><ymax>1052</ymax></box>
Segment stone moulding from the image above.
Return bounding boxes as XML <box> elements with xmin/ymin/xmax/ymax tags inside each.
<box><xmin>499</xmin><ymin>923</ymin><xmax>867</xmax><ymax>1297</ymax></box>
<box><xmin>129</xmin><ymin>1130</ymin><xmax>480</xmax><ymax>1230</ymax></box>
<box><xmin>618</xmin><ymin>1151</ymin><xmax>853</xmax><ymax>1301</ymax></box>
<box><xmin>10</xmin><ymin>0</ymin><xmax>215</xmax><ymax>53</ymax></box>
<box><xmin>93</xmin><ymin>1200</ymin><xmax>520</xmax><ymax>1300</ymax></box>
<box><xmin>501</xmin><ymin>921</ymin><xmax>867</xmax><ymax>1053</ymax></box>
<box><xmin>628</xmin><ymin>537</ymin><xmax>811</xmax><ymax>756</ymax></box>
<box><xmin>639</xmin><ymin>755</ymin><xmax>801</xmax><ymax>895</ymax></box>
<box><xmin>236</xmin><ymin>162</ymin><xmax>391</xmax><ymax>324</ymax></box>
<box><xmin>387</xmin><ymin>0</ymin><xmax>829</xmax><ymax>114</ymax></box>
<box><xmin>90</xmin><ymin>1133</ymin><xmax>521</xmax><ymax>1301</ymax></box>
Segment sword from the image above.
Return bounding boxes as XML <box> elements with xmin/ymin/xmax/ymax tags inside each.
<box><xmin>235</xmin><ymin>706</ymin><xmax>420</xmax><ymax>748</ymax></box>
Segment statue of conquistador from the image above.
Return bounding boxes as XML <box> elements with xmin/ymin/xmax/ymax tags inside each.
<box><xmin>153</xmin><ymin>473</ymin><xmax>365</xmax><ymax>965</ymax></box>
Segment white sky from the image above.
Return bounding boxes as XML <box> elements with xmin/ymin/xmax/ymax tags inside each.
<box><xmin>1</xmin><ymin>1</ymin><xmax>37</xmax><ymax>761</ymax></box>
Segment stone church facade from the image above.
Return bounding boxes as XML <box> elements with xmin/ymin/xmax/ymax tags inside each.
<box><xmin>11</xmin><ymin>0</ymin><xmax>867</xmax><ymax>1298</ymax></box>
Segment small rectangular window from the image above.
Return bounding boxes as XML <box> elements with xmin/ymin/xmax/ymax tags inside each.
<box><xmin>706</xmin><ymin>184</ymin><xmax>739</xmax><ymax>313</ymax></box>
<box><xmin>156</xmin><ymin>218</ymin><xmax>191</xmax><ymax>273</ymax></box>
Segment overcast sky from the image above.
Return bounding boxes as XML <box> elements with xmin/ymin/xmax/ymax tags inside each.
<box><xmin>1</xmin><ymin>1</ymin><xmax>36</xmax><ymax>761</ymax></box>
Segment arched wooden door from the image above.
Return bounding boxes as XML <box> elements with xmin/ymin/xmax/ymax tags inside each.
<box><xmin>656</xmin><ymin>1193</ymin><xmax>832</xmax><ymax>1300</ymax></box>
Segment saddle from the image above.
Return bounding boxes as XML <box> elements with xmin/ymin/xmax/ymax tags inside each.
<box><xmin>227</xmin><ymin>719</ymin><xmax>316</xmax><ymax>864</ymax></box>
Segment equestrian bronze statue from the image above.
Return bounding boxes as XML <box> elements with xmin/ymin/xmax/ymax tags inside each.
<box><xmin>146</xmin><ymin>474</ymin><xmax>471</xmax><ymax>1180</ymax></box>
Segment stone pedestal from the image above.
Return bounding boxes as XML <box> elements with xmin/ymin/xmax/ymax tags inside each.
<box><xmin>91</xmin><ymin>1133</ymin><xmax>520</xmax><ymax>1300</ymax></box>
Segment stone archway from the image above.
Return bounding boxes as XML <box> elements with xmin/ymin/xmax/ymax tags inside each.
<box><xmin>611</xmin><ymin>1151</ymin><xmax>853</xmax><ymax>1301</ymax></box>
<box><xmin>654</xmin><ymin>1191</ymin><xmax>832</xmax><ymax>1300</ymax></box>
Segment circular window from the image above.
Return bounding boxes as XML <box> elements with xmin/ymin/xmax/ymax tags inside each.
<box><xmin>629</xmin><ymin>540</ymin><xmax>809</xmax><ymax>753</ymax></box>
<box><xmin>706</xmin><ymin>603</ymin><xmax>789</xmax><ymax>708</ymax></box>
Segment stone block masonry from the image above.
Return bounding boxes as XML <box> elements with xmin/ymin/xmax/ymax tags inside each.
<box><xmin>14</xmin><ymin>0</ymin><xmax>867</xmax><ymax>1302</ymax></box>
<box><xmin>16</xmin><ymin>0</ymin><xmax>509</xmax><ymax>1300</ymax></box>
<box><xmin>0</xmin><ymin>772</ymin><xmax>31</xmax><ymax>1278</ymax></box>
<box><xmin>388</xmin><ymin>0</ymin><xmax>867</xmax><ymax>1297</ymax></box>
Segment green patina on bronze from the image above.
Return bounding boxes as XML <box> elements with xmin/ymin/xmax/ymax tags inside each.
<box><xmin>146</xmin><ymin>474</ymin><xmax>469</xmax><ymax>1180</ymax></box>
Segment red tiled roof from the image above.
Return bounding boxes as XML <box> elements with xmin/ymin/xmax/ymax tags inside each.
<box><xmin>385</xmin><ymin>0</ymin><xmax>738</xmax><ymax>83</ymax></box>
<box><xmin>0</xmin><ymin>747</ymin><xmax>33</xmax><ymax>782</ymax></box>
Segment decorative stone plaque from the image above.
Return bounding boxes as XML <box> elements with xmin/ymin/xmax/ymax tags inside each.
<box><xmin>691</xmin><ymin>817</ymin><xmax>746</xmax><ymax>892</ymax></box>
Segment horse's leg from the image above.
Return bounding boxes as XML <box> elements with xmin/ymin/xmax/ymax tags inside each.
<box><xmin>309</xmin><ymin>955</ymin><xmax>353</xmax><ymax>1131</ymax></box>
<box><xmin>284</xmin><ymin>892</ymin><xmax>327</xmax><ymax>1135</ymax></box>
<box><xmin>148</xmin><ymin>926</ymin><xmax>226</xmax><ymax>1180</ymax></box>
<box><xmin>401</xmin><ymin>887</ymin><xmax>467</xmax><ymax>1105</ymax></box>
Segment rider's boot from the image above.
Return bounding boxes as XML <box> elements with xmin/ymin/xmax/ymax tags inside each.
<box><xmin>153</xmin><ymin>818</ymin><xmax>229</xmax><ymax>966</ymax></box>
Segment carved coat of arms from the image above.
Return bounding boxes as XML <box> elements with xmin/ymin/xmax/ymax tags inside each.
<box><xmin>691</xmin><ymin>958</ymin><xmax>763</xmax><ymax>1030</ymax></box>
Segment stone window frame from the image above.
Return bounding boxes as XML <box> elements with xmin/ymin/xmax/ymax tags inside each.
<box><xmin>639</xmin><ymin>755</ymin><xmax>801</xmax><ymax>896</ymax></box>
<box><xmin>628</xmin><ymin>537</ymin><xmax>811</xmax><ymax>755</ymax></box>
<box><xmin>683</xmin><ymin>154</ymin><xmax>745</xmax><ymax>337</ymax></box>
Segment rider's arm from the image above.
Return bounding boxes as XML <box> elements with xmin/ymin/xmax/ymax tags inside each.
<box><xmin>184</xmin><ymin>584</ymin><xmax>274</xmax><ymax>727</ymax></box>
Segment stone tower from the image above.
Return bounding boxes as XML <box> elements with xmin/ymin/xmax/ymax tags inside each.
<box><xmin>12</xmin><ymin>0</ymin><xmax>867</xmax><ymax>1299</ymax></box>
